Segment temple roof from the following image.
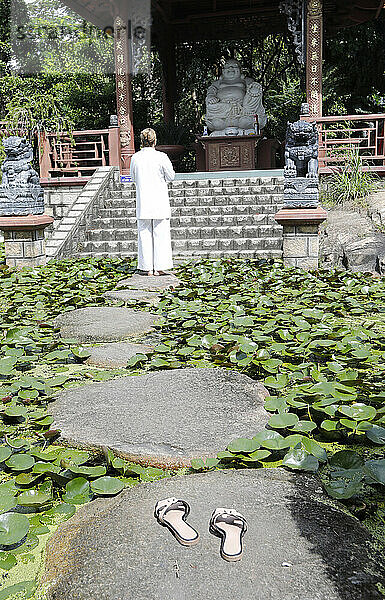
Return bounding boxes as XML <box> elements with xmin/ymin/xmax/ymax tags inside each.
<box><xmin>60</xmin><ymin>0</ymin><xmax>384</xmax><ymax>42</ymax></box>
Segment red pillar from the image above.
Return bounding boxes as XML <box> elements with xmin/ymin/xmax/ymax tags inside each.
<box><xmin>306</xmin><ymin>0</ymin><xmax>323</xmax><ymax>117</ymax></box>
<box><xmin>113</xmin><ymin>15</ymin><xmax>135</xmax><ymax>174</ymax></box>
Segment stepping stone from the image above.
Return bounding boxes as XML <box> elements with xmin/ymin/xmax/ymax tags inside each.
<box><xmin>86</xmin><ymin>342</ymin><xmax>154</xmax><ymax>368</ymax></box>
<box><xmin>50</xmin><ymin>368</ymin><xmax>269</xmax><ymax>467</ymax></box>
<box><xmin>42</xmin><ymin>469</ymin><xmax>385</xmax><ymax>600</ymax></box>
<box><xmin>54</xmin><ymin>307</ymin><xmax>158</xmax><ymax>343</ymax></box>
<box><xmin>104</xmin><ymin>288</ymin><xmax>160</xmax><ymax>305</ymax></box>
<box><xmin>117</xmin><ymin>272</ymin><xmax>181</xmax><ymax>291</ymax></box>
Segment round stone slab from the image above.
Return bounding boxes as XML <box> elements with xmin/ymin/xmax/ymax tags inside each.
<box><xmin>42</xmin><ymin>469</ymin><xmax>385</xmax><ymax>600</ymax></box>
<box><xmin>86</xmin><ymin>342</ymin><xmax>154</xmax><ymax>368</ymax></box>
<box><xmin>117</xmin><ymin>272</ymin><xmax>181</xmax><ymax>291</ymax></box>
<box><xmin>104</xmin><ymin>288</ymin><xmax>160</xmax><ymax>305</ymax></box>
<box><xmin>50</xmin><ymin>368</ymin><xmax>269</xmax><ymax>467</ymax></box>
<box><xmin>54</xmin><ymin>307</ymin><xmax>159</xmax><ymax>343</ymax></box>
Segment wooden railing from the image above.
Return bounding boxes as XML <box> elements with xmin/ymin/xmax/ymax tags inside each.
<box><xmin>38</xmin><ymin>128</ymin><xmax>121</xmax><ymax>180</ymax></box>
<box><xmin>302</xmin><ymin>113</ymin><xmax>385</xmax><ymax>174</ymax></box>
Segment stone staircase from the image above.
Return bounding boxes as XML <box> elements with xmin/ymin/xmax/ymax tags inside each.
<box><xmin>77</xmin><ymin>175</ymin><xmax>284</xmax><ymax>260</ymax></box>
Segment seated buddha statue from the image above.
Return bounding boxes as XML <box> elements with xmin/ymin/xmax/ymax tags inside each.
<box><xmin>205</xmin><ymin>59</ymin><xmax>267</xmax><ymax>137</ymax></box>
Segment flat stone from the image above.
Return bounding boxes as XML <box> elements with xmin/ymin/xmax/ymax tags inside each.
<box><xmin>50</xmin><ymin>368</ymin><xmax>269</xmax><ymax>467</ymax></box>
<box><xmin>54</xmin><ymin>307</ymin><xmax>159</xmax><ymax>343</ymax></box>
<box><xmin>104</xmin><ymin>288</ymin><xmax>160</xmax><ymax>305</ymax></box>
<box><xmin>42</xmin><ymin>469</ymin><xmax>385</xmax><ymax>600</ymax></box>
<box><xmin>86</xmin><ymin>342</ymin><xmax>154</xmax><ymax>368</ymax></box>
<box><xmin>117</xmin><ymin>272</ymin><xmax>181</xmax><ymax>291</ymax></box>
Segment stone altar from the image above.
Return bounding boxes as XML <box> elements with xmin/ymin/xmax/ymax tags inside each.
<box><xmin>205</xmin><ymin>59</ymin><xmax>267</xmax><ymax>137</ymax></box>
<box><xmin>196</xmin><ymin>135</ymin><xmax>260</xmax><ymax>171</ymax></box>
<box><xmin>0</xmin><ymin>136</ymin><xmax>44</xmax><ymax>215</ymax></box>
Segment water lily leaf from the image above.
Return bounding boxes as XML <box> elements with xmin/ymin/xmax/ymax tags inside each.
<box><xmin>40</xmin><ymin>503</ymin><xmax>76</xmax><ymax>524</ymax></box>
<box><xmin>71</xmin><ymin>347</ymin><xmax>91</xmax><ymax>360</ymax></box>
<box><xmin>190</xmin><ymin>458</ymin><xmax>205</xmax><ymax>470</ymax></box>
<box><xmin>64</xmin><ymin>464</ymin><xmax>107</xmax><ymax>478</ymax></box>
<box><xmin>0</xmin><ymin>447</ymin><xmax>12</xmax><ymax>462</ymax></box>
<box><xmin>268</xmin><ymin>413</ymin><xmax>299</xmax><ymax>429</ymax></box>
<box><xmin>0</xmin><ymin>513</ymin><xmax>29</xmax><ymax>545</ymax></box>
<box><xmin>17</xmin><ymin>485</ymin><xmax>52</xmax><ymax>508</ymax></box>
<box><xmin>309</xmin><ymin>382</ymin><xmax>356</xmax><ymax>400</ymax></box>
<box><xmin>233</xmin><ymin>316</ymin><xmax>254</xmax><ymax>327</ymax></box>
<box><xmin>32</xmin><ymin>462</ymin><xmax>61</xmax><ymax>475</ymax></box>
<box><xmin>4</xmin><ymin>406</ymin><xmax>28</xmax><ymax>419</ymax></box>
<box><xmin>58</xmin><ymin>449</ymin><xmax>90</xmax><ymax>465</ymax></box>
<box><xmin>91</xmin><ymin>476</ymin><xmax>125</xmax><ymax>496</ymax></box>
<box><xmin>217</xmin><ymin>450</ymin><xmax>235</xmax><ymax>461</ymax></box>
<box><xmin>364</xmin><ymin>459</ymin><xmax>385</xmax><ymax>485</ymax></box>
<box><xmin>242</xmin><ymin>449</ymin><xmax>271</xmax><ymax>462</ymax></box>
<box><xmin>63</xmin><ymin>477</ymin><xmax>91</xmax><ymax>504</ymax></box>
<box><xmin>339</xmin><ymin>404</ymin><xmax>376</xmax><ymax>422</ymax></box>
<box><xmin>139</xmin><ymin>467</ymin><xmax>165</xmax><ymax>482</ymax></box>
<box><xmin>0</xmin><ymin>494</ymin><xmax>17</xmax><ymax>514</ymax></box>
<box><xmin>5</xmin><ymin>454</ymin><xmax>35</xmax><ymax>471</ymax></box>
<box><xmin>14</xmin><ymin>473</ymin><xmax>43</xmax><ymax>486</ymax></box>
<box><xmin>0</xmin><ymin>357</ymin><xmax>17</xmax><ymax>376</ymax></box>
<box><xmin>366</xmin><ymin>425</ymin><xmax>385</xmax><ymax>445</ymax></box>
<box><xmin>0</xmin><ymin>581</ymin><xmax>35</xmax><ymax>600</ymax></box>
<box><xmin>261</xmin><ymin>434</ymin><xmax>290</xmax><ymax>451</ymax></box>
<box><xmin>324</xmin><ymin>473</ymin><xmax>363</xmax><ymax>499</ymax></box>
<box><xmin>264</xmin><ymin>397</ymin><xmax>288</xmax><ymax>412</ymax></box>
<box><xmin>205</xmin><ymin>458</ymin><xmax>219</xmax><ymax>468</ymax></box>
<box><xmin>0</xmin><ymin>553</ymin><xmax>17</xmax><ymax>570</ymax></box>
<box><xmin>282</xmin><ymin>448</ymin><xmax>319</xmax><ymax>472</ymax></box>
<box><xmin>339</xmin><ymin>418</ymin><xmax>358</xmax><ymax>430</ymax></box>
<box><xmin>264</xmin><ymin>374</ymin><xmax>288</xmax><ymax>390</ymax></box>
<box><xmin>329</xmin><ymin>450</ymin><xmax>364</xmax><ymax>470</ymax></box>
<box><xmin>301</xmin><ymin>438</ymin><xmax>327</xmax><ymax>462</ymax></box>
<box><xmin>290</xmin><ymin>420</ymin><xmax>317</xmax><ymax>433</ymax></box>
<box><xmin>227</xmin><ymin>438</ymin><xmax>259</xmax><ymax>454</ymax></box>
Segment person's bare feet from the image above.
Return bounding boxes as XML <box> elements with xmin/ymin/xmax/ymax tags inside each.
<box><xmin>147</xmin><ymin>270</ymin><xmax>153</xmax><ymax>276</ymax></box>
<box><xmin>153</xmin><ymin>270</ymin><xmax>166</xmax><ymax>276</ymax></box>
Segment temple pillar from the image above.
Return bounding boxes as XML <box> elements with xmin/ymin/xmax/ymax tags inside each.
<box><xmin>306</xmin><ymin>0</ymin><xmax>323</xmax><ymax>117</ymax></box>
<box><xmin>113</xmin><ymin>15</ymin><xmax>135</xmax><ymax>174</ymax></box>
<box><xmin>159</xmin><ymin>31</ymin><xmax>177</xmax><ymax>124</ymax></box>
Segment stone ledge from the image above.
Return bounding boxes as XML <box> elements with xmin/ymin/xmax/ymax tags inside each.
<box><xmin>274</xmin><ymin>207</ymin><xmax>327</xmax><ymax>225</ymax></box>
<box><xmin>0</xmin><ymin>214</ymin><xmax>54</xmax><ymax>230</ymax></box>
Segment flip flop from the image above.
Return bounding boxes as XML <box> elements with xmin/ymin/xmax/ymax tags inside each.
<box><xmin>209</xmin><ymin>507</ymin><xmax>247</xmax><ymax>562</ymax></box>
<box><xmin>154</xmin><ymin>497</ymin><xmax>199</xmax><ymax>546</ymax></box>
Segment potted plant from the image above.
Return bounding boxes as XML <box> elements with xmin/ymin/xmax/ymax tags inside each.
<box><xmin>154</xmin><ymin>121</ymin><xmax>188</xmax><ymax>164</ymax></box>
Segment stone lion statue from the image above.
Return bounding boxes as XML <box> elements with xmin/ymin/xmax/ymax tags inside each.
<box><xmin>284</xmin><ymin>120</ymin><xmax>318</xmax><ymax>178</ymax></box>
<box><xmin>1</xmin><ymin>136</ymin><xmax>40</xmax><ymax>187</ymax></box>
<box><xmin>0</xmin><ymin>136</ymin><xmax>44</xmax><ymax>216</ymax></box>
<box><xmin>205</xmin><ymin>58</ymin><xmax>267</xmax><ymax>136</ymax></box>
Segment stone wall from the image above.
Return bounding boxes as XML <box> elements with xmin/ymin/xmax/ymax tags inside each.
<box><xmin>43</xmin><ymin>184</ymin><xmax>85</xmax><ymax>229</ymax></box>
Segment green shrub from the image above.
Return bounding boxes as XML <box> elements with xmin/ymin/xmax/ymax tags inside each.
<box><xmin>322</xmin><ymin>147</ymin><xmax>379</xmax><ymax>207</ymax></box>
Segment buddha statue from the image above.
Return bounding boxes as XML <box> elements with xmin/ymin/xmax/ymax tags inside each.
<box><xmin>205</xmin><ymin>59</ymin><xmax>267</xmax><ymax>137</ymax></box>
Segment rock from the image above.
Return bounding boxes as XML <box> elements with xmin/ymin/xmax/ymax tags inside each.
<box><xmin>117</xmin><ymin>272</ymin><xmax>181</xmax><ymax>291</ymax></box>
<box><xmin>50</xmin><ymin>368</ymin><xmax>269</xmax><ymax>467</ymax></box>
<box><xmin>54</xmin><ymin>307</ymin><xmax>159</xmax><ymax>343</ymax></box>
<box><xmin>104</xmin><ymin>289</ymin><xmax>160</xmax><ymax>305</ymax></box>
<box><xmin>42</xmin><ymin>469</ymin><xmax>385</xmax><ymax>600</ymax></box>
<box><xmin>85</xmin><ymin>342</ymin><xmax>154</xmax><ymax>368</ymax></box>
<box><xmin>320</xmin><ymin>208</ymin><xmax>385</xmax><ymax>274</ymax></box>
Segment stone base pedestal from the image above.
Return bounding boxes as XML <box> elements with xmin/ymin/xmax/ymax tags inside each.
<box><xmin>275</xmin><ymin>208</ymin><xmax>327</xmax><ymax>270</ymax></box>
<box><xmin>0</xmin><ymin>215</ymin><xmax>54</xmax><ymax>269</ymax></box>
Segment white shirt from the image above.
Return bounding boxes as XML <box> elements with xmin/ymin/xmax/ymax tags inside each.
<box><xmin>130</xmin><ymin>147</ymin><xmax>175</xmax><ymax>219</ymax></box>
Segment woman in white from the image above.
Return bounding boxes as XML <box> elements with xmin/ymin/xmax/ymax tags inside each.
<box><xmin>129</xmin><ymin>128</ymin><xmax>175</xmax><ymax>275</ymax></box>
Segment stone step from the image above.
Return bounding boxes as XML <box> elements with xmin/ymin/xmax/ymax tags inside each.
<box><xmin>94</xmin><ymin>203</ymin><xmax>283</xmax><ymax>219</ymax></box>
<box><xmin>86</xmin><ymin>224</ymin><xmax>283</xmax><ymax>242</ymax></box>
<box><xmin>103</xmin><ymin>196</ymin><xmax>283</xmax><ymax>209</ymax></box>
<box><xmin>77</xmin><ymin>248</ymin><xmax>283</xmax><ymax>260</ymax></box>
<box><xmin>79</xmin><ymin>236</ymin><xmax>282</xmax><ymax>254</ymax></box>
<box><xmin>89</xmin><ymin>213</ymin><xmax>279</xmax><ymax>229</ymax></box>
<box><xmin>108</xmin><ymin>185</ymin><xmax>283</xmax><ymax>199</ymax></box>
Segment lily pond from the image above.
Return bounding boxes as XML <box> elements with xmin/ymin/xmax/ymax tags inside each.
<box><xmin>0</xmin><ymin>254</ymin><xmax>384</xmax><ymax>598</ymax></box>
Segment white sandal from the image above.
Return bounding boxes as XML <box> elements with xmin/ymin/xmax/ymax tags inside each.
<box><xmin>209</xmin><ymin>507</ymin><xmax>247</xmax><ymax>562</ymax></box>
<box><xmin>154</xmin><ymin>497</ymin><xmax>199</xmax><ymax>546</ymax></box>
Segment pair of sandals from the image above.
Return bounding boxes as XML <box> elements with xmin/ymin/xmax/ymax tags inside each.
<box><xmin>154</xmin><ymin>497</ymin><xmax>247</xmax><ymax>563</ymax></box>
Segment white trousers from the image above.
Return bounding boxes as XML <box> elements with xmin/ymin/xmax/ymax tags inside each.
<box><xmin>137</xmin><ymin>218</ymin><xmax>173</xmax><ymax>271</ymax></box>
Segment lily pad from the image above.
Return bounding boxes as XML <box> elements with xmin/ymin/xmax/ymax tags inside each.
<box><xmin>90</xmin><ymin>476</ymin><xmax>125</xmax><ymax>496</ymax></box>
<box><xmin>227</xmin><ymin>438</ymin><xmax>259</xmax><ymax>454</ymax></box>
<box><xmin>282</xmin><ymin>448</ymin><xmax>319</xmax><ymax>472</ymax></box>
<box><xmin>268</xmin><ymin>413</ymin><xmax>299</xmax><ymax>429</ymax></box>
<box><xmin>0</xmin><ymin>513</ymin><xmax>29</xmax><ymax>546</ymax></box>
<box><xmin>5</xmin><ymin>454</ymin><xmax>35</xmax><ymax>472</ymax></box>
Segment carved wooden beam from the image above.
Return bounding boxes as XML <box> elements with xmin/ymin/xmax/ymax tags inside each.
<box><xmin>306</xmin><ymin>0</ymin><xmax>323</xmax><ymax>117</ymax></box>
